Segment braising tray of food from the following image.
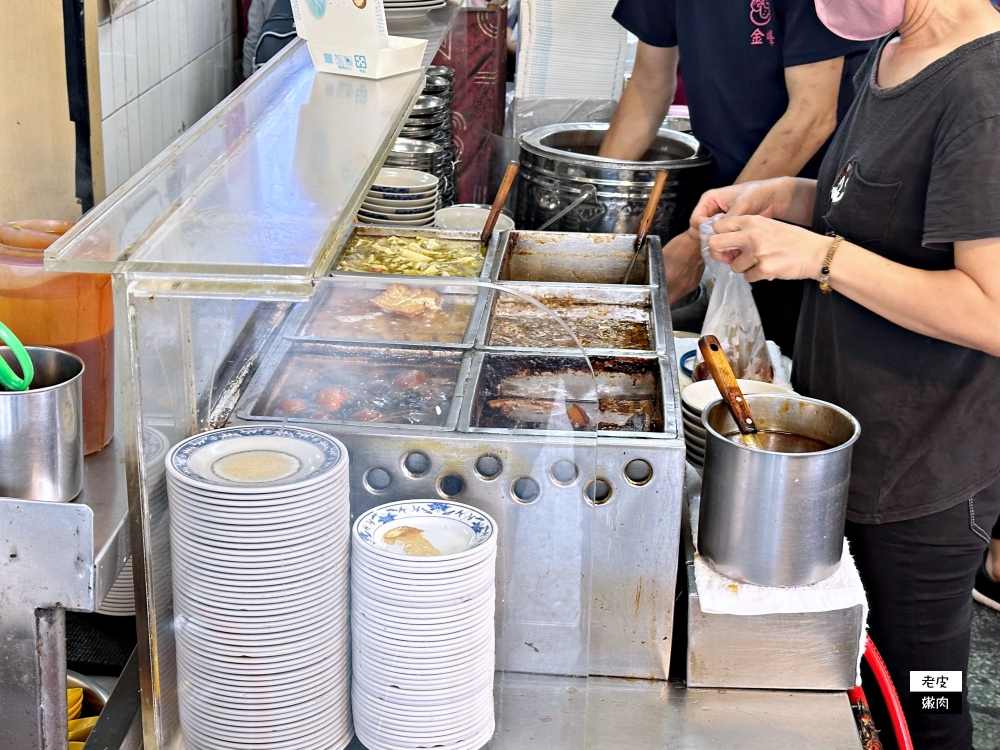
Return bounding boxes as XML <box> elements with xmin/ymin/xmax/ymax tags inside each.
<box><xmin>293</xmin><ymin>279</ymin><xmax>486</xmax><ymax>347</ymax></box>
<box><xmin>247</xmin><ymin>343</ymin><xmax>468</xmax><ymax>429</ymax></box>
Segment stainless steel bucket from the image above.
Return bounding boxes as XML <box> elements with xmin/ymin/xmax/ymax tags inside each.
<box><xmin>698</xmin><ymin>393</ymin><xmax>861</xmax><ymax>587</ymax></box>
<box><xmin>0</xmin><ymin>346</ymin><xmax>84</xmax><ymax>502</ymax></box>
<box><xmin>516</xmin><ymin>123</ymin><xmax>712</xmax><ymax>240</ymax></box>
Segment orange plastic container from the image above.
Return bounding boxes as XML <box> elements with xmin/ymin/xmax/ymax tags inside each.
<box><xmin>0</xmin><ymin>221</ymin><xmax>114</xmax><ymax>455</ymax></box>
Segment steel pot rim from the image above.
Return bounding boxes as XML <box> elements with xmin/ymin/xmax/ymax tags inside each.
<box><xmin>0</xmin><ymin>345</ymin><xmax>85</xmax><ymax>395</ymax></box>
<box><xmin>519</xmin><ymin>163</ymin><xmax>702</xmax><ymax>191</ymax></box>
<box><xmin>520</xmin><ymin>122</ymin><xmax>713</xmax><ymax>170</ymax></box>
<box><xmin>700</xmin><ymin>392</ymin><xmax>861</xmax><ymax>456</ymax></box>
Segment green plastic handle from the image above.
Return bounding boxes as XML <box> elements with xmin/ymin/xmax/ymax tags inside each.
<box><xmin>0</xmin><ymin>321</ymin><xmax>34</xmax><ymax>391</ymax></box>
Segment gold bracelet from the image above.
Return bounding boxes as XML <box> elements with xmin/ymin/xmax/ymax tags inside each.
<box><xmin>819</xmin><ymin>235</ymin><xmax>843</xmax><ymax>294</ymax></box>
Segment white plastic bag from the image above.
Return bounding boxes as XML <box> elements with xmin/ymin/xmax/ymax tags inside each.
<box><xmin>695</xmin><ymin>215</ymin><xmax>774</xmax><ymax>382</ymax></box>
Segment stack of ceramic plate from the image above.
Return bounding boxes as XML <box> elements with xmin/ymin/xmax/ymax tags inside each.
<box><xmin>681</xmin><ymin>379</ymin><xmax>793</xmax><ymax>469</ymax></box>
<box><xmin>351</xmin><ymin>500</ymin><xmax>498</xmax><ymax>750</ymax></box>
<box><xmin>399</xmin><ymin>92</ymin><xmax>456</xmax><ymax>207</ymax></box>
<box><xmin>360</xmin><ymin>168</ymin><xmax>439</xmax><ymax>227</ymax></box>
<box><xmin>166</xmin><ymin>426</ymin><xmax>352</xmax><ymax>750</ymax></box>
<box><xmin>384</xmin><ymin>0</ymin><xmax>446</xmax><ymax>19</ymax></box>
<box><xmin>98</xmin><ymin>426</ymin><xmax>169</xmax><ymax>617</ymax></box>
<box><xmin>385</xmin><ymin>138</ymin><xmax>448</xmax><ymax>180</ymax></box>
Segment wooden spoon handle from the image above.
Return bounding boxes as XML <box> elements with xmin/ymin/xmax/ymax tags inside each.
<box><xmin>635</xmin><ymin>171</ymin><xmax>668</xmax><ymax>251</ymax></box>
<box><xmin>481</xmin><ymin>162</ymin><xmax>519</xmax><ymax>245</ymax></box>
<box><xmin>698</xmin><ymin>335</ymin><xmax>759</xmax><ymax>436</ymax></box>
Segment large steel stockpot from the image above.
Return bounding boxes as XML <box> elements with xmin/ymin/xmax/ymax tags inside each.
<box><xmin>698</xmin><ymin>393</ymin><xmax>861</xmax><ymax>587</ymax></box>
<box><xmin>516</xmin><ymin>123</ymin><xmax>712</xmax><ymax>240</ymax></box>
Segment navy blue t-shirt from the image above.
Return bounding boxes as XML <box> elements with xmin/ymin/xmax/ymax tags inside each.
<box><xmin>613</xmin><ymin>0</ymin><xmax>869</xmax><ymax>186</ymax></box>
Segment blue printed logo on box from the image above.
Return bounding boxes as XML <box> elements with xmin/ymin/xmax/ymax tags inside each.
<box><xmin>305</xmin><ymin>0</ymin><xmax>326</xmax><ymax>19</ymax></box>
<box><xmin>334</xmin><ymin>55</ymin><xmax>353</xmax><ymax>70</ymax></box>
<box><xmin>354</xmin><ymin>55</ymin><xmax>368</xmax><ymax>71</ymax></box>
<box><xmin>323</xmin><ymin>53</ymin><xmax>333</xmax><ymax>64</ymax></box>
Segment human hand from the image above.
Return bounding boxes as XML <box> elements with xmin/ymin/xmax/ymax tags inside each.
<box><xmin>689</xmin><ymin>178</ymin><xmax>796</xmax><ymax>230</ymax></box>
<box><xmin>663</xmin><ymin>228</ymin><xmax>704</xmax><ymax>304</ymax></box>
<box><xmin>706</xmin><ymin>214</ymin><xmax>830</xmax><ymax>283</ymax></box>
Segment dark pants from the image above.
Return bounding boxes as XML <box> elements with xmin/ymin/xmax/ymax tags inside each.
<box><xmin>846</xmin><ymin>488</ymin><xmax>1000</xmax><ymax>750</ymax></box>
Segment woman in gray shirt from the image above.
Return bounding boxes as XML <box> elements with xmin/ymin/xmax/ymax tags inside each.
<box><xmin>691</xmin><ymin>0</ymin><xmax>1000</xmax><ymax>746</ymax></box>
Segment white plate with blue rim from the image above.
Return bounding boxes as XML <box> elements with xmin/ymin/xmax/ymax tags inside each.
<box><xmin>371</xmin><ymin>168</ymin><xmax>439</xmax><ymax>194</ymax></box>
<box><xmin>166</xmin><ymin>426</ymin><xmax>347</xmax><ymax>493</ymax></box>
<box><xmin>352</xmin><ymin>500</ymin><xmax>496</xmax><ymax>562</ymax></box>
<box><xmin>364</xmin><ymin>193</ymin><xmax>437</xmax><ymax>209</ymax></box>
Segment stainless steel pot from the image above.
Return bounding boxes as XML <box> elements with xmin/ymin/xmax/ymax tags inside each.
<box><xmin>698</xmin><ymin>393</ymin><xmax>861</xmax><ymax>587</ymax></box>
<box><xmin>516</xmin><ymin>123</ymin><xmax>712</xmax><ymax>239</ymax></box>
<box><xmin>0</xmin><ymin>346</ymin><xmax>84</xmax><ymax>502</ymax></box>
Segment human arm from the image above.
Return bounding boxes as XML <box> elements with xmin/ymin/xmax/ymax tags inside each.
<box><xmin>735</xmin><ymin>57</ymin><xmax>844</xmax><ymax>183</ymax></box>
<box><xmin>705</xmin><ymin>217</ymin><xmax>1000</xmax><ymax>357</ymax></box>
<box><xmin>599</xmin><ymin>42</ymin><xmax>678</xmax><ymax>160</ymax></box>
<box><xmin>690</xmin><ymin>176</ymin><xmax>818</xmax><ymax>229</ymax></box>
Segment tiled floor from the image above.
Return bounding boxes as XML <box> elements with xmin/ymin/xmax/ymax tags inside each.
<box><xmin>972</xmin><ymin>601</ymin><xmax>1000</xmax><ymax>749</ymax></box>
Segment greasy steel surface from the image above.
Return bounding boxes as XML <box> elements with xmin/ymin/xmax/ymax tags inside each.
<box><xmin>495</xmin><ymin>231</ymin><xmax>656</xmax><ymax>286</ymax></box>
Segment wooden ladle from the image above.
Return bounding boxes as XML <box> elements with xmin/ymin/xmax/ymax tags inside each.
<box><xmin>621</xmin><ymin>170</ymin><xmax>668</xmax><ymax>284</ymax></box>
<box><xmin>480</xmin><ymin>162</ymin><xmax>519</xmax><ymax>245</ymax></box>
<box><xmin>697</xmin><ymin>334</ymin><xmax>763</xmax><ymax>450</ymax></box>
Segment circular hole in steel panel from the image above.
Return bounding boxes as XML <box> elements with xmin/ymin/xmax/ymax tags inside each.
<box><xmin>549</xmin><ymin>460</ymin><xmax>579</xmax><ymax>486</ymax></box>
<box><xmin>403</xmin><ymin>452</ymin><xmax>431</xmax><ymax>478</ymax></box>
<box><xmin>364</xmin><ymin>467</ymin><xmax>392</xmax><ymax>493</ymax></box>
<box><xmin>510</xmin><ymin>476</ymin><xmax>541</xmax><ymax>504</ymax></box>
<box><xmin>623</xmin><ymin>459</ymin><xmax>653</xmax><ymax>486</ymax></box>
<box><xmin>474</xmin><ymin>454</ymin><xmax>503</xmax><ymax>480</ymax></box>
<box><xmin>584</xmin><ymin>478</ymin><xmax>612</xmax><ymax>506</ymax></box>
<box><xmin>437</xmin><ymin>474</ymin><xmax>464</xmax><ymax>498</ymax></box>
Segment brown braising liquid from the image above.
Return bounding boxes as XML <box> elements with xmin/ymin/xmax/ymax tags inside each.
<box><xmin>726</xmin><ymin>430</ymin><xmax>832</xmax><ymax>453</ymax></box>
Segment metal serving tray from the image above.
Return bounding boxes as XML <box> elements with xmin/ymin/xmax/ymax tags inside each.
<box><xmin>459</xmin><ymin>351</ymin><xmax>677</xmax><ymax>440</ymax></box>
<box><xmin>326</xmin><ymin>225</ymin><xmax>504</xmax><ymax>281</ymax></box>
<box><xmin>476</xmin><ymin>282</ymin><xmax>668</xmax><ymax>354</ymax></box>
<box><xmin>239</xmin><ymin>340</ymin><xmax>472</xmax><ymax>431</ymax></box>
<box><xmin>493</xmin><ymin>231</ymin><xmax>661</xmax><ymax>286</ymax></box>
<box><xmin>290</xmin><ymin>277</ymin><xmax>489</xmax><ymax>349</ymax></box>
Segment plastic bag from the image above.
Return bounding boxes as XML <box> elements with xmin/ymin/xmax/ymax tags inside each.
<box><xmin>694</xmin><ymin>215</ymin><xmax>774</xmax><ymax>382</ymax></box>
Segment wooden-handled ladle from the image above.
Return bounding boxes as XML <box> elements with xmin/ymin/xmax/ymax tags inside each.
<box><xmin>480</xmin><ymin>162</ymin><xmax>520</xmax><ymax>245</ymax></box>
<box><xmin>621</xmin><ymin>170</ymin><xmax>668</xmax><ymax>284</ymax></box>
<box><xmin>697</xmin><ymin>334</ymin><xmax>763</xmax><ymax>450</ymax></box>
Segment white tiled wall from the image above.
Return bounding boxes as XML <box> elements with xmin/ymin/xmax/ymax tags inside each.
<box><xmin>98</xmin><ymin>0</ymin><xmax>238</xmax><ymax>194</ymax></box>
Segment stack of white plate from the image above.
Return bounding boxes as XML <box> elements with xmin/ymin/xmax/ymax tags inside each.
<box><xmin>384</xmin><ymin>0</ymin><xmax>446</xmax><ymax>19</ymax></box>
<box><xmin>351</xmin><ymin>500</ymin><xmax>498</xmax><ymax>750</ymax></box>
<box><xmin>360</xmin><ymin>168</ymin><xmax>439</xmax><ymax>227</ymax></box>
<box><xmin>167</xmin><ymin>426</ymin><xmax>352</xmax><ymax>750</ymax></box>
<box><xmin>98</xmin><ymin>426</ymin><xmax>169</xmax><ymax>617</ymax></box>
<box><xmin>681</xmin><ymin>380</ymin><xmax>793</xmax><ymax>469</ymax></box>
<box><xmin>516</xmin><ymin>0</ymin><xmax>629</xmax><ymax>100</ymax></box>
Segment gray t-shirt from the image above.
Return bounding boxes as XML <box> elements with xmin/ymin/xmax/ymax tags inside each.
<box><xmin>794</xmin><ymin>30</ymin><xmax>1000</xmax><ymax>524</ymax></box>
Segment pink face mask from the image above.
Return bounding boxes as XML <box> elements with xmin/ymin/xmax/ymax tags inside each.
<box><xmin>814</xmin><ymin>0</ymin><xmax>906</xmax><ymax>41</ymax></box>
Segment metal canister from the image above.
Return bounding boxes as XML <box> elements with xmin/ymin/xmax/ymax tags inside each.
<box><xmin>698</xmin><ymin>393</ymin><xmax>861</xmax><ymax>587</ymax></box>
<box><xmin>516</xmin><ymin>123</ymin><xmax>712</xmax><ymax>239</ymax></box>
<box><xmin>0</xmin><ymin>346</ymin><xmax>84</xmax><ymax>502</ymax></box>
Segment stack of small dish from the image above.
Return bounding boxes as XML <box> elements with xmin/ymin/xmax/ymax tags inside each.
<box><xmin>399</xmin><ymin>93</ymin><xmax>456</xmax><ymax>206</ymax></box>
<box><xmin>98</xmin><ymin>426</ymin><xmax>168</xmax><ymax>617</ymax></box>
<box><xmin>384</xmin><ymin>0</ymin><xmax>446</xmax><ymax>19</ymax></box>
<box><xmin>351</xmin><ymin>500</ymin><xmax>498</xmax><ymax>750</ymax></box>
<box><xmin>360</xmin><ymin>168</ymin><xmax>439</xmax><ymax>227</ymax></box>
<box><xmin>167</xmin><ymin>426</ymin><xmax>352</xmax><ymax>750</ymax></box>
<box><xmin>681</xmin><ymin>379</ymin><xmax>792</xmax><ymax>469</ymax></box>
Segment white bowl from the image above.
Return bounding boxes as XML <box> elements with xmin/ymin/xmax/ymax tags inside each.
<box><xmin>435</xmin><ymin>205</ymin><xmax>515</xmax><ymax>232</ymax></box>
<box><xmin>359</xmin><ymin>206</ymin><xmax>437</xmax><ymax>221</ymax></box>
<box><xmin>680</xmin><ymin>379</ymin><xmax>792</xmax><ymax>413</ymax></box>
<box><xmin>353</xmin><ymin>500</ymin><xmax>496</xmax><ymax>561</ymax></box>
<box><xmin>167</xmin><ymin>426</ymin><xmax>347</xmax><ymax>492</ymax></box>
<box><xmin>371</xmin><ymin>168</ymin><xmax>439</xmax><ymax>193</ymax></box>
<box><xmin>358</xmin><ymin>215</ymin><xmax>436</xmax><ymax>227</ymax></box>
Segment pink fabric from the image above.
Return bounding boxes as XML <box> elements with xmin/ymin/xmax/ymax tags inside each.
<box><xmin>814</xmin><ymin>0</ymin><xmax>905</xmax><ymax>41</ymax></box>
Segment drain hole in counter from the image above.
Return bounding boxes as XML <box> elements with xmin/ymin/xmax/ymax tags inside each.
<box><xmin>403</xmin><ymin>452</ymin><xmax>431</xmax><ymax>478</ymax></box>
<box><xmin>550</xmin><ymin>460</ymin><xmax>579</xmax><ymax>486</ymax></box>
<box><xmin>511</xmin><ymin>477</ymin><xmax>541</xmax><ymax>504</ymax></box>
<box><xmin>474</xmin><ymin>454</ymin><xmax>503</xmax><ymax>480</ymax></box>
<box><xmin>624</xmin><ymin>459</ymin><xmax>652</xmax><ymax>486</ymax></box>
<box><xmin>585</xmin><ymin>478</ymin><xmax>612</xmax><ymax>506</ymax></box>
<box><xmin>437</xmin><ymin>474</ymin><xmax>464</xmax><ymax>498</ymax></box>
<box><xmin>364</xmin><ymin>468</ymin><xmax>392</xmax><ymax>493</ymax></box>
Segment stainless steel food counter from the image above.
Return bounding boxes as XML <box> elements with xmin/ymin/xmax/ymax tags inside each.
<box><xmin>37</xmin><ymin>1</ymin><xmax>862</xmax><ymax>745</ymax></box>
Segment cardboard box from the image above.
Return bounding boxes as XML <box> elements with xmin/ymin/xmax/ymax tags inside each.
<box><xmin>291</xmin><ymin>0</ymin><xmax>428</xmax><ymax>79</ymax></box>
